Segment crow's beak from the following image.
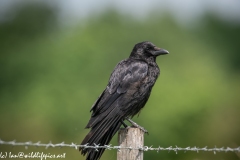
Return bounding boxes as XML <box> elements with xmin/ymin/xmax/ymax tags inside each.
<box><xmin>153</xmin><ymin>47</ymin><xmax>169</xmax><ymax>56</ymax></box>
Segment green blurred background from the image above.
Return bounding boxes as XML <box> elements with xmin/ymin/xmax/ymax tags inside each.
<box><xmin>0</xmin><ymin>0</ymin><xmax>240</xmax><ymax>159</ymax></box>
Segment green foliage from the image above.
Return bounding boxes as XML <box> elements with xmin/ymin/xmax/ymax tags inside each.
<box><xmin>0</xmin><ymin>5</ymin><xmax>239</xmax><ymax>160</ymax></box>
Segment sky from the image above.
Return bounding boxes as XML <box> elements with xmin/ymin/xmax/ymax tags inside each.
<box><xmin>0</xmin><ymin>0</ymin><xmax>240</xmax><ymax>25</ymax></box>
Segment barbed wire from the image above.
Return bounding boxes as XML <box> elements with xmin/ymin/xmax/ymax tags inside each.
<box><xmin>0</xmin><ymin>139</ymin><xmax>239</xmax><ymax>154</ymax></box>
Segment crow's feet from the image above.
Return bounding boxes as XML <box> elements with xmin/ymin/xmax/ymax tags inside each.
<box><xmin>127</xmin><ymin>118</ymin><xmax>148</xmax><ymax>134</ymax></box>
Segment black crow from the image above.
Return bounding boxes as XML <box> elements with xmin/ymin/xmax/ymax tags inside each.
<box><xmin>79</xmin><ymin>41</ymin><xmax>169</xmax><ymax>160</ymax></box>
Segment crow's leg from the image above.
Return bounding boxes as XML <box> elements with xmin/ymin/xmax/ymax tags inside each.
<box><xmin>120</xmin><ymin>119</ymin><xmax>128</xmax><ymax>128</ymax></box>
<box><xmin>127</xmin><ymin>118</ymin><xmax>148</xmax><ymax>134</ymax></box>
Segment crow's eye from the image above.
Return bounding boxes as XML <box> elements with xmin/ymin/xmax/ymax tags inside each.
<box><xmin>146</xmin><ymin>47</ymin><xmax>150</xmax><ymax>51</ymax></box>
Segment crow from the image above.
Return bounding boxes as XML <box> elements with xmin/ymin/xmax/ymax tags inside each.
<box><xmin>79</xmin><ymin>41</ymin><xmax>169</xmax><ymax>160</ymax></box>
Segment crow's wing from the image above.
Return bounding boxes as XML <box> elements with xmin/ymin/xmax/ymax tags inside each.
<box><xmin>108</xmin><ymin>59</ymin><xmax>148</xmax><ymax>94</ymax></box>
<box><xmin>86</xmin><ymin>59</ymin><xmax>148</xmax><ymax>128</ymax></box>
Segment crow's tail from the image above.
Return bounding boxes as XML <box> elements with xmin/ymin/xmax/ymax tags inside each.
<box><xmin>79</xmin><ymin>114</ymin><xmax>122</xmax><ymax>160</ymax></box>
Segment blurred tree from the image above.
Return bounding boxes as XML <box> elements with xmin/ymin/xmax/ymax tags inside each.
<box><xmin>196</xmin><ymin>14</ymin><xmax>240</xmax><ymax>71</ymax></box>
<box><xmin>0</xmin><ymin>2</ymin><xmax>58</xmax><ymax>50</ymax></box>
<box><xmin>0</xmin><ymin>3</ymin><xmax>58</xmax><ymax>97</ymax></box>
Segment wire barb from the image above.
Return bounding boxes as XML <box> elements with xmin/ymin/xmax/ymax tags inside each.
<box><xmin>0</xmin><ymin>139</ymin><xmax>239</xmax><ymax>153</ymax></box>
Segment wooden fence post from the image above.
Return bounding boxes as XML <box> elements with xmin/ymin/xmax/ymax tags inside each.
<box><xmin>117</xmin><ymin>127</ymin><xmax>144</xmax><ymax>160</ymax></box>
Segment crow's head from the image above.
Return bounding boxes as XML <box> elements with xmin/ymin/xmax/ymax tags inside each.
<box><xmin>130</xmin><ymin>41</ymin><xmax>169</xmax><ymax>60</ymax></box>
